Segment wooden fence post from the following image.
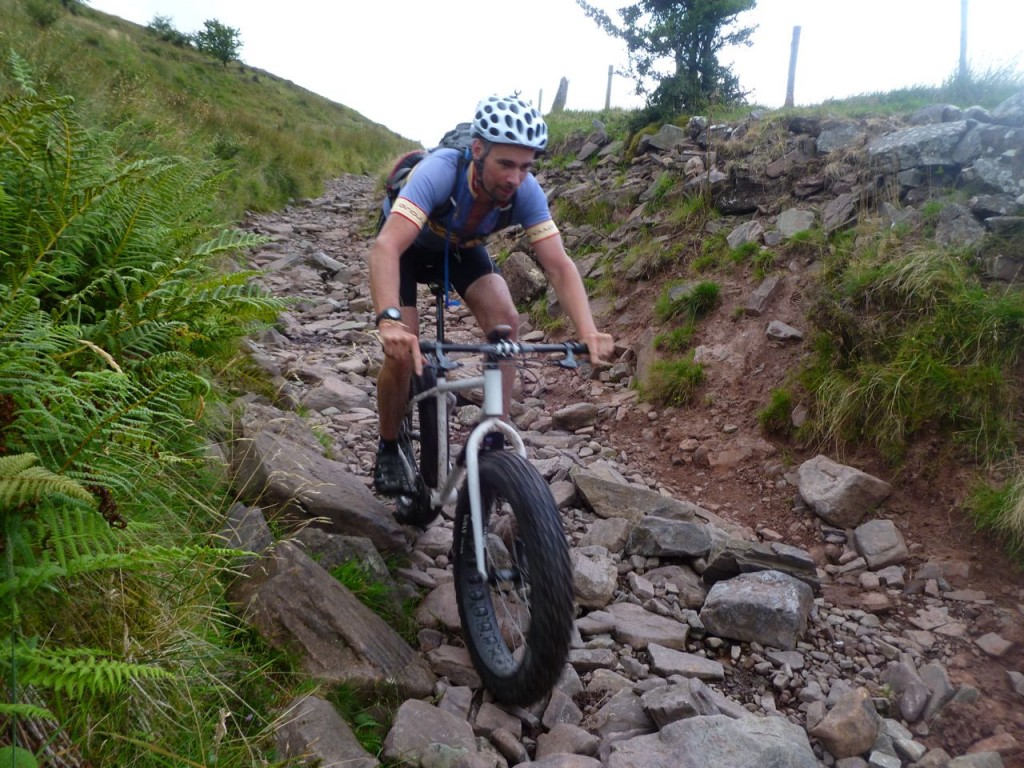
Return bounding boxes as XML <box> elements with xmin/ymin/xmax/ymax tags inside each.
<box><xmin>785</xmin><ymin>25</ymin><xmax>801</xmax><ymax>108</ymax></box>
<box><xmin>551</xmin><ymin>77</ymin><xmax>569</xmax><ymax>113</ymax></box>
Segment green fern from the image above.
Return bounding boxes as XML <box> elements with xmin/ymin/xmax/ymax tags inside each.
<box><xmin>6</xmin><ymin>51</ymin><xmax>38</xmax><ymax>96</ymax></box>
<box><xmin>0</xmin><ymin>701</ymin><xmax>53</xmax><ymax>721</ymax></box>
<box><xmin>4</xmin><ymin>644</ymin><xmax>173</xmax><ymax>699</ymax></box>
<box><xmin>0</xmin><ymin>453</ymin><xmax>96</xmax><ymax>510</ymax></box>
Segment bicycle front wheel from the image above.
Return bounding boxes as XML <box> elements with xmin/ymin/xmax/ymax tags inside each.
<box><xmin>453</xmin><ymin>451</ymin><xmax>574</xmax><ymax>706</ymax></box>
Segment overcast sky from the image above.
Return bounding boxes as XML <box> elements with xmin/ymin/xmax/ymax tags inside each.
<box><xmin>87</xmin><ymin>0</ymin><xmax>1022</xmax><ymax>147</ymax></box>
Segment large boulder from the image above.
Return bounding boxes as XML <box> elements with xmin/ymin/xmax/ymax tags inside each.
<box><xmin>797</xmin><ymin>455</ymin><xmax>892</xmax><ymax>528</ymax></box>
<box><xmin>229</xmin><ymin>540</ymin><xmax>435</xmax><ymax>699</ymax></box>
<box><xmin>607</xmin><ymin>714</ymin><xmax>817</xmax><ymax>768</ymax></box>
<box><xmin>699</xmin><ymin>570</ymin><xmax>814</xmax><ymax>651</ymax></box>
<box><xmin>227</xmin><ymin>400</ymin><xmax>405</xmax><ymax>551</ymax></box>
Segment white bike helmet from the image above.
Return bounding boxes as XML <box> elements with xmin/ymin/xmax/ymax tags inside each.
<box><xmin>471</xmin><ymin>94</ymin><xmax>548</xmax><ymax>151</ymax></box>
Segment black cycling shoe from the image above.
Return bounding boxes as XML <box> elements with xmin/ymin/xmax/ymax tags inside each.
<box><xmin>373</xmin><ymin>448</ymin><xmax>415</xmax><ymax>496</ymax></box>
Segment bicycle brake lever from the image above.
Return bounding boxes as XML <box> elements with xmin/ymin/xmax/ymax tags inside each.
<box><xmin>436</xmin><ymin>350</ymin><xmax>461</xmax><ymax>371</ymax></box>
<box><xmin>557</xmin><ymin>347</ymin><xmax>579</xmax><ymax>369</ymax></box>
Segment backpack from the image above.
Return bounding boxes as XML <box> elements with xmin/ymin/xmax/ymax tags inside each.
<box><xmin>379</xmin><ymin>122</ymin><xmax>514</xmax><ymax>235</ymax></box>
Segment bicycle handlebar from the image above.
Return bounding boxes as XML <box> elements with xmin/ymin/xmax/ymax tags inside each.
<box><xmin>419</xmin><ymin>338</ymin><xmax>588</xmax><ymax>369</ymax></box>
<box><xmin>419</xmin><ymin>339</ymin><xmax>588</xmax><ymax>357</ymax></box>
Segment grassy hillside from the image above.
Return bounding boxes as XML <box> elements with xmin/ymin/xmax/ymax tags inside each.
<box><xmin>0</xmin><ymin>0</ymin><xmax>416</xmax><ymax>220</ymax></box>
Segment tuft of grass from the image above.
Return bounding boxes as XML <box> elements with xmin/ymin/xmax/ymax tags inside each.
<box><xmin>692</xmin><ymin>231</ymin><xmax>730</xmax><ymax>272</ymax></box>
<box><xmin>728</xmin><ymin>240</ymin><xmax>761</xmax><ymax>266</ymax></box>
<box><xmin>966</xmin><ymin>475</ymin><xmax>1024</xmax><ymax>559</ymax></box>
<box><xmin>752</xmin><ymin>248</ymin><xmax>777</xmax><ymax>280</ymax></box>
<box><xmin>654</xmin><ymin>324</ymin><xmax>696</xmax><ymax>353</ymax></box>
<box><xmin>781</xmin><ymin>228</ymin><xmax>831</xmax><ymax>261</ymax></box>
<box><xmin>666</xmin><ymin>190</ymin><xmax>715</xmax><ymax>229</ymax></box>
<box><xmin>543</xmin><ymin>108</ymin><xmax>634</xmax><ymax>153</ymax></box>
<box><xmin>554</xmin><ymin>197</ymin><xmax>618</xmax><ymax>233</ymax></box>
<box><xmin>622</xmin><ymin>237</ymin><xmax>685</xmax><ymax>279</ymax></box>
<box><xmin>646</xmin><ymin>171</ymin><xmax>676</xmax><ymax>210</ymax></box>
<box><xmin>641</xmin><ymin>354</ymin><xmax>706</xmax><ymax>407</ymax></box>
<box><xmin>655</xmin><ymin>280</ymin><xmax>720</xmax><ymax>323</ymax></box>
<box><xmin>758</xmin><ymin>388</ymin><xmax>795</xmax><ymax>437</ymax></box>
<box><xmin>809</xmin><ymin>64</ymin><xmax>1023</xmax><ymax>119</ymax></box>
<box><xmin>312</xmin><ymin>424</ymin><xmax>335</xmax><ymax>458</ymax></box>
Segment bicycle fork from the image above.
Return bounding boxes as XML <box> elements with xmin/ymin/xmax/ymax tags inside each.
<box><xmin>464</xmin><ymin>364</ymin><xmax>527</xmax><ymax>582</ymax></box>
<box><xmin>415</xmin><ymin>358</ymin><xmax>528</xmax><ymax>582</ymax></box>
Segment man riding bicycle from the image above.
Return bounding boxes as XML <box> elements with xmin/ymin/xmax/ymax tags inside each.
<box><xmin>368</xmin><ymin>93</ymin><xmax>614</xmax><ymax>496</ymax></box>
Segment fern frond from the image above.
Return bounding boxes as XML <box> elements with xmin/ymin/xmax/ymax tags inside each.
<box><xmin>8</xmin><ymin>645</ymin><xmax>173</xmax><ymax>698</ymax></box>
<box><xmin>28</xmin><ymin>504</ymin><xmax>120</xmax><ymax>569</ymax></box>
<box><xmin>0</xmin><ymin>560</ymin><xmax>66</xmax><ymax>600</ymax></box>
<box><xmin>194</xmin><ymin>229</ymin><xmax>270</xmax><ymax>257</ymax></box>
<box><xmin>0</xmin><ymin>701</ymin><xmax>54</xmax><ymax>721</ymax></box>
<box><xmin>6</xmin><ymin>51</ymin><xmax>38</xmax><ymax>97</ymax></box>
<box><xmin>0</xmin><ymin>453</ymin><xmax>40</xmax><ymax>476</ymax></box>
<box><xmin>0</xmin><ymin>453</ymin><xmax>96</xmax><ymax>510</ymax></box>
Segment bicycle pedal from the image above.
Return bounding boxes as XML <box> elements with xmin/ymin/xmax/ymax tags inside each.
<box><xmin>393</xmin><ymin>503</ymin><xmax>441</xmax><ymax>529</ymax></box>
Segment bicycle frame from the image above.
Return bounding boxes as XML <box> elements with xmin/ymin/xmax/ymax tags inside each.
<box><xmin>407</xmin><ymin>290</ymin><xmax>584</xmax><ymax>581</ymax></box>
<box><xmin>408</xmin><ymin>358</ymin><xmax>520</xmax><ymax>580</ymax></box>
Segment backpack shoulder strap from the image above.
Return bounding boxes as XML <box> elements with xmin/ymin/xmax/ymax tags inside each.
<box><xmin>428</xmin><ymin>148</ymin><xmax>469</xmax><ymax>221</ymax></box>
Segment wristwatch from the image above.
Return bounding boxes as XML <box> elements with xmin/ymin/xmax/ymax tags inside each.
<box><xmin>374</xmin><ymin>307</ymin><xmax>402</xmax><ymax>327</ymax></box>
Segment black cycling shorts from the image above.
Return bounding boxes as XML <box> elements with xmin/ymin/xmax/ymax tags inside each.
<box><xmin>398</xmin><ymin>243</ymin><xmax>498</xmax><ymax>307</ymax></box>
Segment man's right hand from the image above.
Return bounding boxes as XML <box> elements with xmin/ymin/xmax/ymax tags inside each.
<box><xmin>379</xmin><ymin>320</ymin><xmax>423</xmax><ymax>376</ymax></box>
<box><xmin>582</xmin><ymin>331</ymin><xmax>615</xmax><ymax>366</ymax></box>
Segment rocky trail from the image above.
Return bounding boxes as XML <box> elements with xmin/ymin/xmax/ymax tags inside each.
<box><xmin>220</xmin><ymin>96</ymin><xmax>1024</xmax><ymax>768</ymax></box>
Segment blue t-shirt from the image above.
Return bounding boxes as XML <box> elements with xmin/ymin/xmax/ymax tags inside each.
<box><xmin>386</xmin><ymin>149</ymin><xmax>557</xmax><ymax>250</ymax></box>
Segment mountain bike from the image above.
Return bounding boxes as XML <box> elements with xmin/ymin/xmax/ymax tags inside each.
<box><xmin>392</xmin><ymin>289</ymin><xmax>586</xmax><ymax>706</ymax></box>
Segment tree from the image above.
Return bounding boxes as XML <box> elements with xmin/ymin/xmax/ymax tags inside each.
<box><xmin>193</xmin><ymin>19</ymin><xmax>242</xmax><ymax>67</ymax></box>
<box><xmin>576</xmin><ymin>0</ymin><xmax>756</xmax><ymax>118</ymax></box>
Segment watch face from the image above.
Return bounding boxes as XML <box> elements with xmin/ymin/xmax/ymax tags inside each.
<box><xmin>377</xmin><ymin>307</ymin><xmax>402</xmax><ymax>325</ymax></box>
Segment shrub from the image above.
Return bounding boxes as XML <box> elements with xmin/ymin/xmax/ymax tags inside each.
<box><xmin>24</xmin><ymin>0</ymin><xmax>61</xmax><ymax>27</ymax></box>
<box><xmin>0</xmin><ymin>59</ymin><xmax>288</xmax><ymax>765</ymax></box>
<box><xmin>147</xmin><ymin>15</ymin><xmax>192</xmax><ymax>47</ymax></box>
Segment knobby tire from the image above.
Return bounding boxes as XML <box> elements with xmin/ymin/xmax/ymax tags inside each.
<box><xmin>394</xmin><ymin>366</ymin><xmax>443</xmax><ymax>528</ymax></box>
<box><xmin>415</xmin><ymin>365</ymin><xmax>440</xmax><ymax>488</ymax></box>
<box><xmin>453</xmin><ymin>451</ymin><xmax>574</xmax><ymax>706</ymax></box>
